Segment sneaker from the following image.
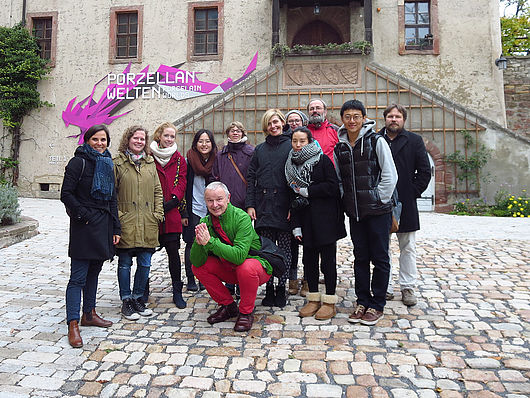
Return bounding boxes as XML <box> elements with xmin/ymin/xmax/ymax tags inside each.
<box><xmin>121</xmin><ymin>299</ymin><xmax>140</xmax><ymax>320</ymax></box>
<box><xmin>348</xmin><ymin>304</ymin><xmax>366</xmax><ymax>323</ymax></box>
<box><xmin>386</xmin><ymin>292</ymin><xmax>395</xmax><ymax>300</ymax></box>
<box><xmin>360</xmin><ymin>307</ymin><xmax>384</xmax><ymax>325</ymax></box>
<box><xmin>132</xmin><ymin>298</ymin><xmax>153</xmax><ymax>317</ymax></box>
<box><xmin>401</xmin><ymin>288</ymin><xmax>417</xmax><ymax>306</ymax></box>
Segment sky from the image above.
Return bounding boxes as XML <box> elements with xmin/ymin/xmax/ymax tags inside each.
<box><xmin>499</xmin><ymin>1</ymin><xmax>522</xmax><ymax>17</ymax></box>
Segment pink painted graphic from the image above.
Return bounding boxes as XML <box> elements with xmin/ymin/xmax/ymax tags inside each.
<box><xmin>63</xmin><ymin>52</ymin><xmax>258</xmax><ymax>143</ymax></box>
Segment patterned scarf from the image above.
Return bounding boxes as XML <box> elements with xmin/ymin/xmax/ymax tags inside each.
<box><xmin>284</xmin><ymin>141</ymin><xmax>322</xmax><ymax>189</ymax></box>
<box><xmin>126</xmin><ymin>149</ymin><xmax>145</xmax><ymax>167</ymax></box>
<box><xmin>80</xmin><ymin>143</ymin><xmax>115</xmax><ymax>201</ymax></box>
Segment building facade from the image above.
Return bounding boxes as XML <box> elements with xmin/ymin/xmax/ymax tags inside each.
<box><xmin>1</xmin><ymin>0</ymin><xmax>528</xmax><ymax>208</ymax></box>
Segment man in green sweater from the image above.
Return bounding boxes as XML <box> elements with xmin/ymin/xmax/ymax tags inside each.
<box><xmin>191</xmin><ymin>182</ymin><xmax>272</xmax><ymax>332</ymax></box>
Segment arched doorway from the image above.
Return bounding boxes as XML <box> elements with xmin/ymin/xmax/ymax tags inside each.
<box><xmin>292</xmin><ymin>20</ymin><xmax>343</xmax><ymax>46</ymax></box>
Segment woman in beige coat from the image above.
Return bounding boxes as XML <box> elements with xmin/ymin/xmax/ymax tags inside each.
<box><xmin>114</xmin><ymin>125</ymin><xmax>163</xmax><ymax>320</ymax></box>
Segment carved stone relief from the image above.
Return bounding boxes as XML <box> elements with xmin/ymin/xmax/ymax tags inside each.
<box><xmin>283</xmin><ymin>60</ymin><xmax>361</xmax><ymax>89</ymax></box>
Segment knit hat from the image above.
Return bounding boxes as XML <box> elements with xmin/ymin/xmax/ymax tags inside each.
<box><xmin>285</xmin><ymin>110</ymin><xmax>309</xmax><ymax>126</ymax></box>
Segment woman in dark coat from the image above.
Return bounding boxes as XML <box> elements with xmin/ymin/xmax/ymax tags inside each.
<box><xmin>285</xmin><ymin>127</ymin><xmax>346</xmax><ymax>320</ymax></box>
<box><xmin>60</xmin><ymin>124</ymin><xmax>121</xmax><ymax>348</ymax></box>
<box><xmin>182</xmin><ymin>129</ymin><xmax>217</xmax><ymax>291</ymax></box>
<box><xmin>245</xmin><ymin>109</ymin><xmax>292</xmax><ymax>308</ymax></box>
<box><xmin>150</xmin><ymin>122</ymin><xmax>187</xmax><ymax>308</ymax></box>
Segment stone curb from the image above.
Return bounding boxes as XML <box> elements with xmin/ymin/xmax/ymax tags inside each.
<box><xmin>0</xmin><ymin>216</ymin><xmax>39</xmax><ymax>248</ymax></box>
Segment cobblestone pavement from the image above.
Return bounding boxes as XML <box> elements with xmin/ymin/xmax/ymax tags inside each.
<box><xmin>0</xmin><ymin>198</ymin><xmax>529</xmax><ymax>398</ymax></box>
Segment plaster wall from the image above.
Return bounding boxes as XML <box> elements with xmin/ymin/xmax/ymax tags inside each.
<box><xmin>1</xmin><ymin>0</ymin><xmax>271</xmax><ymax>196</ymax></box>
<box><xmin>481</xmin><ymin>130</ymin><xmax>530</xmax><ymax>202</ymax></box>
<box><xmin>372</xmin><ymin>0</ymin><xmax>506</xmax><ymax>126</ymax></box>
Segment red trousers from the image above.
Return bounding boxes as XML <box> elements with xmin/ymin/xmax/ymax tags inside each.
<box><xmin>193</xmin><ymin>257</ymin><xmax>271</xmax><ymax>314</ymax></box>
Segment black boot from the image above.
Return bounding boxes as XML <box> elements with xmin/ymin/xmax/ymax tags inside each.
<box><xmin>275</xmin><ymin>285</ymin><xmax>287</xmax><ymax>308</ymax></box>
<box><xmin>261</xmin><ymin>283</ymin><xmax>275</xmax><ymax>307</ymax></box>
<box><xmin>142</xmin><ymin>278</ymin><xmax>150</xmax><ymax>303</ymax></box>
<box><xmin>172</xmin><ymin>281</ymin><xmax>186</xmax><ymax>309</ymax></box>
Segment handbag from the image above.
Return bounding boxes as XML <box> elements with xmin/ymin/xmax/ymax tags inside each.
<box><xmin>390</xmin><ymin>189</ymin><xmax>402</xmax><ymax>234</ymax></box>
<box><xmin>249</xmin><ymin>236</ymin><xmax>287</xmax><ymax>278</ymax></box>
<box><xmin>210</xmin><ymin>217</ymin><xmax>287</xmax><ymax>278</ymax></box>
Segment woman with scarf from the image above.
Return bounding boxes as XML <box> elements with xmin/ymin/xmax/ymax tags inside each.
<box><xmin>150</xmin><ymin>122</ymin><xmax>187</xmax><ymax>308</ymax></box>
<box><xmin>182</xmin><ymin>129</ymin><xmax>217</xmax><ymax>291</ymax></box>
<box><xmin>285</xmin><ymin>127</ymin><xmax>346</xmax><ymax>320</ymax></box>
<box><xmin>114</xmin><ymin>126</ymin><xmax>164</xmax><ymax>320</ymax></box>
<box><xmin>61</xmin><ymin>124</ymin><xmax>121</xmax><ymax>348</ymax></box>
<box><xmin>245</xmin><ymin>109</ymin><xmax>292</xmax><ymax>308</ymax></box>
<box><xmin>212</xmin><ymin>122</ymin><xmax>254</xmax><ymax>210</ymax></box>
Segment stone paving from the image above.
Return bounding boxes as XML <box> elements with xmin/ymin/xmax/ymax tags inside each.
<box><xmin>0</xmin><ymin>198</ymin><xmax>529</xmax><ymax>398</ymax></box>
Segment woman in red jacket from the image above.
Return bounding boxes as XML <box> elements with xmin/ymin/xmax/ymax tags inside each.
<box><xmin>150</xmin><ymin>122</ymin><xmax>187</xmax><ymax>308</ymax></box>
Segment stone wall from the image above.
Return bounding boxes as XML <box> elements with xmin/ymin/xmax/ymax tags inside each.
<box><xmin>504</xmin><ymin>56</ymin><xmax>530</xmax><ymax>138</ymax></box>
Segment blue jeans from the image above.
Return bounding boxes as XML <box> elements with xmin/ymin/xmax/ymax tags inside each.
<box><xmin>350</xmin><ymin>212</ymin><xmax>392</xmax><ymax>312</ymax></box>
<box><xmin>66</xmin><ymin>258</ymin><xmax>104</xmax><ymax>323</ymax></box>
<box><xmin>117</xmin><ymin>250</ymin><xmax>153</xmax><ymax>300</ymax></box>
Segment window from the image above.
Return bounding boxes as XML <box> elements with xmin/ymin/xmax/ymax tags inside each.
<box><xmin>26</xmin><ymin>12</ymin><xmax>58</xmax><ymax>67</ymax></box>
<box><xmin>188</xmin><ymin>2</ymin><xmax>224</xmax><ymax>61</ymax></box>
<box><xmin>110</xmin><ymin>6</ymin><xmax>143</xmax><ymax>63</ymax></box>
<box><xmin>194</xmin><ymin>8</ymin><xmax>218</xmax><ymax>55</ymax></box>
<box><xmin>398</xmin><ymin>0</ymin><xmax>439</xmax><ymax>55</ymax></box>
<box><xmin>116</xmin><ymin>13</ymin><xmax>138</xmax><ymax>58</ymax></box>
<box><xmin>404</xmin><ymin>2</ymin><xmax>431</xmax><ymax>49</ymax></box>
<box><xmin>32</xmin><ymin>17</ymin><xmax>53</xmax><ymax>59</ymax></box>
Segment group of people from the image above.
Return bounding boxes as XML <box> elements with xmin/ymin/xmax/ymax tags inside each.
<box><xmin>60</xmin><ymin>98</ymin><xmax>431</xmax><ymax>347</ymax></box>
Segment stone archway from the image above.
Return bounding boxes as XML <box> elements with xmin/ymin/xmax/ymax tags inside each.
<box><xmin>423</xmin><ymin>137</ymin><xmax>454</xmax><ymax>212</ymax></box>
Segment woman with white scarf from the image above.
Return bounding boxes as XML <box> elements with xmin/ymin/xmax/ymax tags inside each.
<box><xmin>285</xmin><ymin>127</ymin><xmax>346</xmax><ymax>320</ymax></box>
<box><xmin>150</xmin><ymin>122</ymin><xmax>188</xmax><ymax>308</ymax></box>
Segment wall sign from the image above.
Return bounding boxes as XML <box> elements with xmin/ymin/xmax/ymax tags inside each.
<box><xmin>62</xmin><ymin>53</ymin><xmax>258</xmax><ymax>143</ymax></box>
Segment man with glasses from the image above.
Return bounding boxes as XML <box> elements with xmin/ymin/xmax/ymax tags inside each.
<box><xmin>334</xmin><ymin>100</ymin><xmax>397</xmax><ymax>326</ymax></box>
<box><xmin>306</xmin><ymin>99</ymin><xmax>338</xmax><ymax>164</ymax></box>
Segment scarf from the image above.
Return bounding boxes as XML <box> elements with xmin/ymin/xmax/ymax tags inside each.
<box><xmin>126</xmin><ymin>149</ymin><xmax>145</xmax><ymax>167</ymax></box>
<box><xmin>284</xmin><ymin>141</ymin><xmax>322</xmax><ymax>189</ymax></box>
<box><xmin>227</xmin><ymin>135</ymin><xmax>248</xmax><ymax>144</ymax></box>
<box><xmin>186</xmin><ymin>147</ymin><xmax>216</xmax><ymax>177</ymax></box>
<box><xmin>80</xmin><ymin>143</ymin><xmax>114</xmax><ymax>201</ymax></box>
<box><xmin>211</xmin><ymin>215</ymin><xmax>233</xmax><ymax>245</ymax></box>
<box><xmin>150</xmin><ymin>141</ymin><xmax>177</xmax><ymax>167</ymax></box>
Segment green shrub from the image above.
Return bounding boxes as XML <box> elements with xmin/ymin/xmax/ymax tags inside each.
<box><xmin>0</xmin><ymin>183</ymin><xmax>21</xmax><ymax>225</ymax></box>
<box><xmin>451</xmin><ymin>188</ymin><xmax>529</xmax><ymax>217</ymax></box>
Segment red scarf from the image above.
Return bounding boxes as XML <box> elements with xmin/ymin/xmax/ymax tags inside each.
<box><xmin>186</xmin><ymin>147</ymin><xmax>216</xmax><ymax>177</ymax></box>
<box><xmin>211</xmin><ymin>216</ymin><xmax>232</xmax><ymax>245</ymax></box>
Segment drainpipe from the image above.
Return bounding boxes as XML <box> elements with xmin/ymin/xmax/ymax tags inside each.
<box><xmin>364</xmin><ymin>0</ymin><xmax>372</xmax><ymax>44</ymax></box>
<box><xmin>22</xmin><ymin>0</ymin><xmax>27</xmax><ymax>25</ymax></box>
<box><xmin>272</xmin><ymin>0</ymin><xmax>280</xmax><ymax>46</ymax></box>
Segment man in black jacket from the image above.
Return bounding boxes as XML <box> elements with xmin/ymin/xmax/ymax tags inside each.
<box><xmin>379</xmin><ymin>104</ymin><xmax>431</xmax><ymax>306</ymax></box>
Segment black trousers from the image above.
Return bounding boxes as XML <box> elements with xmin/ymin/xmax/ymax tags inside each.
<box><xmin>303</xmin><ymin>242</ymin><xmax>337</xmax><ymax>295</ymax></box>
<box><xmin>350</xmin><ymin>212</ymin><xmax>392</xmax><ymax>312</ymax></box>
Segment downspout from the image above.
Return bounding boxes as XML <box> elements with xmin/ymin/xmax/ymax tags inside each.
<box><xmin>272</xmin><ymin>0</ymin><xmax>280</xmax><ymax>46</ymax></box>
<box><xmin>22</xmin><ymin>0</ymin><xmax>27</xmax><ymax>25</ymax></box>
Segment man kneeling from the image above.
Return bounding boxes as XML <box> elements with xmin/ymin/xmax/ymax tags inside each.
<box><xmin>191</xmin><ymin>182</ymin><xmax>272</xmax><ymax>331</ymax></box>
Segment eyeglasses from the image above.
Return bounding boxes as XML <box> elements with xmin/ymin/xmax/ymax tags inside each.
<box><xmin>343</xmin><ymin>114</ymin><xmax>363</xmax><ymax>121</ymax></box>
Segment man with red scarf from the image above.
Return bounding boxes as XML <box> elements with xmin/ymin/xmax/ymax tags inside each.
<box><xmin>191</xmin><ymin>182</ymin><xmax>272</xmax><ymax>332</ymax></box>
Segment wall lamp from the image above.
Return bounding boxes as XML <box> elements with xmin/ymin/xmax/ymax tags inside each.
<box><xmin>495</xmin><ymin>54</ymin><xmax>507</xmax><ymax>70</ymax></box>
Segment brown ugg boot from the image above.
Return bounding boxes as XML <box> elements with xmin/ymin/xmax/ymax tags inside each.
<box><xmin>298</xmin><ymin>292</ymin><xmax>321</xmax><ymax>317</ymax></box>
<box><xmin>288</xmin><ymin>280</ymin><xmax>299</xmax><ymax>295</ymax></box>
<box><xmin>300</xmin><ymin>280</ymin><xmax>309</xmax><ymax>297</ymax></box>
<box><xmin>314</xmin><ymin>294</ymin><xmax>338</xmax><ymax>320</ymax></box>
